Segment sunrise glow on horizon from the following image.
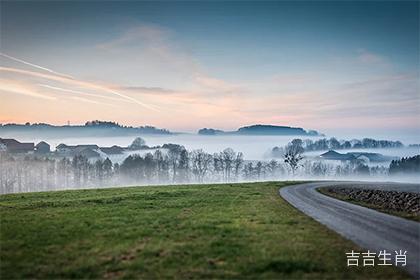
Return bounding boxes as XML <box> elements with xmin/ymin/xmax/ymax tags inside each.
<box><xmin>0</xmin><ymin>1</ymin><xmax>419</xmax><ymax>135</ymax></box>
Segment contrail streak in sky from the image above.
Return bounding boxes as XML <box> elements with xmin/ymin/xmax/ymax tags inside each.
<box><xmin>0</xmin><ymin>64</ymin><xmax>160</xmax><ymax>111</ymax></box>
<box><xmin>71</xmin><ymin>96</ymin><xmax>118</xmax><ymax>107</ymax></box>
<box><xmin>103</xmin><ymin>87</ymin><xmax>160</xmax><ymax>112</ymax></box>
<box><xmin>39</xmin><ymin>84</ymin><xmax>132</xmax><ymax>103</ymax></box>
<box><xmin>0</xmin><ymin>52</ymin><xmax>74</xmax><ymax>79</ymax></box>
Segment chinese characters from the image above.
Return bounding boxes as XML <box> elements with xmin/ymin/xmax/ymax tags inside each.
<box><xmin>346</xmin><ymin>250</ymin><xmax>407</xmax><ymax>267</ymax></box>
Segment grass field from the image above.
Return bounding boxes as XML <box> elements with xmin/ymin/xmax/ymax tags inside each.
<box><xmin>0</xmin><ymin>182</ymin><xmax>409</xmax><ymax>279</ymax></box>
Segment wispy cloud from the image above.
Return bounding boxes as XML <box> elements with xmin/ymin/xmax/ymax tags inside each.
<box><xmin>192</xmin><ymin>75</ymin><xmax>242</xmax><ymax>93</ymax></box>
<box><xmin>0</xmin><ymin>66</ymin><xmax>160</xmax><ymax>111</ymax></box>
<box><xmin>1</xmin><ymin>22</ymin><xmax>418</xmax><ymax>132</ymax></box>
<box><xmin>117</xmin><ymin>86</ymin><xmax>174</xmax><ymax>95</ymax></box>
<box><xmin>0</xmin><ymin>52</ymin><xmax>74</xmax><ymax>79</ymax></box>
<box><xmin>97</xmin><ymin>24</ymin><xmax>171</xmax><ymax>51</ymax></box>
<box><xmin>96</xmin><ymin>24</ymin><xmax>201</xmax><ymax>79</ymax></box>
<box><xmin>70</xmin><ymin>96</ymin><xmax>117</xmax><ymax>107</ymax></box>
<box><xmin>0</xmin><ymin>79</ymin><xmax>56</xmax><ymax>100</ymax></box>
<box><xmin>357</xmin><ymin>49</ymin><xmax>387</xmax><ymax>65</ymax></box>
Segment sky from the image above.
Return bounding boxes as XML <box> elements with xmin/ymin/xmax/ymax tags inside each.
<box><xmin>0</xmin><ymin>1</ymin><xmax>419</xmax><ymax>136</ymax></box>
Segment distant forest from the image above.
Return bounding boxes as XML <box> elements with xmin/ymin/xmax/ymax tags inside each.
<box><xmin>271</xmin><ymin>137</ymin><xmax>404</xmax><ymax>157</ymax></box>
<box><xmin>198</xmin><ymin>124</ymin><xmax>321</xmax><ymax>136</ymax></box>
<box><xmin>0</xmin><ymin>120</ymin><xmax>171</xmax><ymax>137</ymax></box>
<box><xmin>389</xmin><ymin>155</ymin><xmax>420</xmax><ymax>175</ymax></box>
<box><xmin>0</xmin><ymin>121</ymin><xmax>320</xmax><ymax>137</ymax></box>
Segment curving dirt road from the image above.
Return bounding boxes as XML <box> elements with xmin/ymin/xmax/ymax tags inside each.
<box><xmin>279</xmin><ymin>181</ymin><xmax>420</xmax><ymax>278</ymax></box>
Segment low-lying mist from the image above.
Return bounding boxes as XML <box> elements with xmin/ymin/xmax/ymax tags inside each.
<box><xmin>1</xmin><ymin>145</ymin><xmax>418</xmax><ymax>194</ymax></box>
<box><xmin>6</xmin><ymin>134</ymin><xmax>420</xmax><ymax>161</ymax></box>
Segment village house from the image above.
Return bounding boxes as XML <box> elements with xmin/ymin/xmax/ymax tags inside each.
<box><xmin>55</xmin><ymin>143</ymin><xmax>126</xmax><ymax>159</ymax></box>
<box><xmin>55</xmin><ymin>144</ymin><xmax>102</xmax><ymax>159</ymax></box>
<box><xmin>35</xmin><ymin>141</ymin><xmax>51</xmax><ymax>153</ymax></box>
<box><xmin>0</xmin><ymin>138</ymin><xmax>35</xmax><ymax>153</ymax></box>
<box><xmin>319</xmin><ymin>150</ymin><xmax>356</xmax><ymax>161</ymax></box>
<box><xmin>56</xmin><ymin>144</ymin><xmax>98</xmax><ymax>153</ymax></box>
<box><xmin>99</xmin><ymin>145</ymin><xmax>125</xmax><ymax>155</ymax></box>
<box><xmin>319</xmin><ymin>150</ymin><xmax>391</xmax><ymax>163</ymax></box>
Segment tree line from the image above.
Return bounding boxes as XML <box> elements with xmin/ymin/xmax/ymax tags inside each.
<box><xmin>272</xmin><ymin>137</ymin><xmax>404</xmax><ymax>156</ymax></box>
<box><xmin>389</xmin><ymin>155</ymin><xmax>420</xmax><ymax>175</ymax></box>
<box><xmin>1</xmin><ymin>142</ymin><xmax>399</xmax><ymax>194</ymax></box>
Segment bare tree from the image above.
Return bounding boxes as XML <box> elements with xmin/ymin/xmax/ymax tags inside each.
<box><xmin>233</xmin><ymin>152</ymin><xmax>244</xmax><ymax>181</ymax></box>
<box><xmin>284</xmin><ymin>139</ymin><xmax>304</xmax><ymax>176</ymax></box>
<box><xmin>103</xmin><ymin>158</ymin><xmax>113</xmax><ymax>181</ymax></box>
<box><xmin>243</xmin><ymin>162</ymin><xmax>254</xmax><ymax>180</ymax></box>
<box><xmin>255</xmin><ymin>161</ymin><xmax>264</xmax><ymax>179</ymax></box>
<box><xmin>212</xmin><ymin>153</ymin><xmax>223</xmax><ymax>181</ymax></box>
<box><xmin>167</xmin><ymin>145</ymin><xmax>185</xmax><ymax>182</ymax></box>
<box><xmin>128</xmin><ymin>137</ymin><xmax>146</xmax><ymax>150</ymax></box>
<box><xmin>178</xmin><ymin>150</ymin><xmax>190</xmax><ymax>183</ymax></box>
<box><xmin>153</xmin><ymin>150</ymin><xmax>169</xmax><ymax>182</ymax></box>
<box><xmin>221</xmin><ymin>148</ymin><xmax>235</xmax><ymax>181</ymax></box>
<box><xmin>143</xmin><ymin>153</ymin><xmax>156</xmax><ymax>182</ymax></box>
<box><xmin>265</xmin><ymin>159</ymin><xmax>279</xmax><ymax>179</ymax></box>
<box><xmin>191</xmin><ymin>149</ymin><xmax>212</xmax><ymax>182</ymax></box>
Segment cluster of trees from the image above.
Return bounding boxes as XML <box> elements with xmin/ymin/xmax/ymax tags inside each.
<box><xmin>83</xmin><ymin>121</ymin><xmax>171</xmax><ymax>134</ymax></box>
<box><xmin>0</xmin><ymin>153</ymin><xmax>115</xmax><ymax>194</ymax></box>
<box><xmin>119</xmin><ymin>147</ymin><xmax>245</xmax><ymax>184</ymax></box>
<box><xmin>84</xmin><ymin>120</ymin><xmax>122</xmax><ymax>127</ymax></box>
<box><xmin>1</xmin><ymin>141</ymin><xmax>397</xmax><ymax>194</ymax></box>
<box><xmin>0</xmin><ymin>122</ymin><xmax>53</xmax><ymax>127</ymax></box>
<box><xmin>272</xmin><ymin>138</ymin><xmax>404</xmax><ymax>156</ymax></box>
<box><xmin>128</xmin><ymin>137</ymin><xmax>147</xmax><ymax>150</ymax></box>
<box><xmin>0</xmin><ymin>121</ymin><xmax>171</xmax><ymax>136</ymax></box>
<box><xmin>389</xmin><ymin>155</ymin><xmax>420</xmax><ymax>175</ymax></box>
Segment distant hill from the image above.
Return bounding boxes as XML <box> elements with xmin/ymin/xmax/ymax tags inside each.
<box><xmin>237</xmin><ymin>125</ymin><xmax>320</xmax><ymax>136</ymax></box>
<box><xmin>197</xmin><ymin>128</ymin><xmax>225</xmax><ymax>135</ymax></box>
<box><xmin>198</xmin><ymin>124</ymin><xmax>321</xmax><ymax>136</ymax></box>
<box><xmin>0</xmin><ymin>121</ymin><xmax>172</xmax><ymax>138</ymax></box>
<box><xmin>320</xmin><ymin>150</ymin><xmax>396</xmax><ymax>162</ymax></box>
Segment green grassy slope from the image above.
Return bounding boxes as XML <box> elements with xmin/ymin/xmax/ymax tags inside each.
<box><xmin>0</xmin><ymin>182</ymin><xmax>409</xmax><ymax>279</ymax></box>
